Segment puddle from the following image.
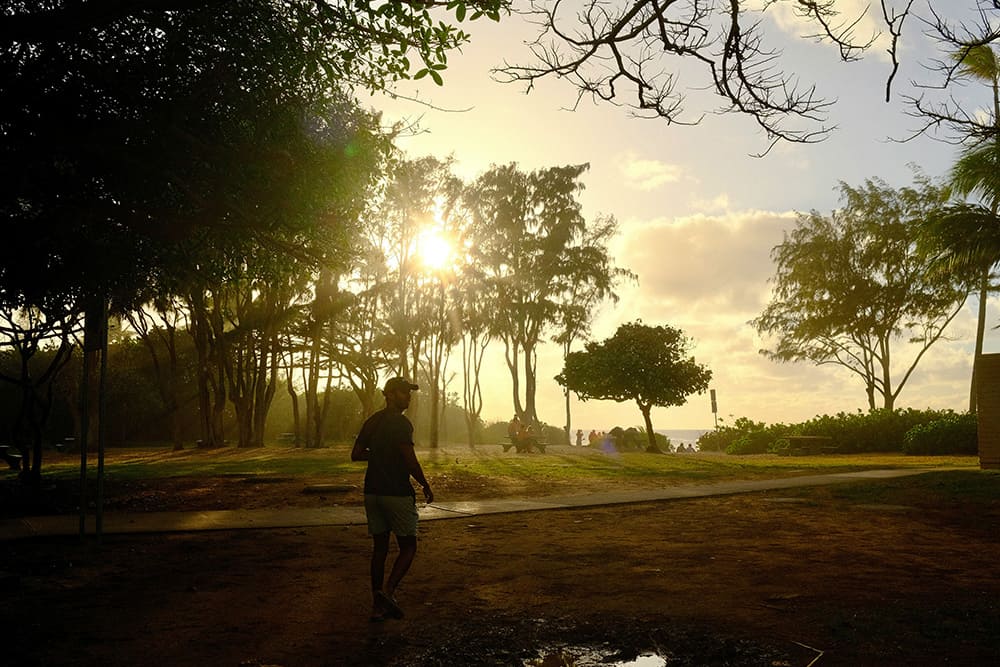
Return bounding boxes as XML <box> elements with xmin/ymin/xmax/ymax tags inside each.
<box><xmin>525</xmin><ymin>647</ymin><xmax>666</xmax><ymax>667</ymax></box>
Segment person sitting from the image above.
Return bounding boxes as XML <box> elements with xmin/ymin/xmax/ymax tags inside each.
<box><xmin>515</xmin><ymin>421</ymin><xmax>538</xmax><ymax>452</ymax></box>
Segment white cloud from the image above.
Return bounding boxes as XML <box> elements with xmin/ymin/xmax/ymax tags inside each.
<box><xmin>758</xmin><ymin>0</ymin><xmax>892</xmax><ymax>59</ymax></box>
<box><xmin>616</xmin><ymin>210</ymin><xmax>794</xmax><ymax>316</ymax></box>
<box><xmin>616</xmin><ymin>152</ymin><xmax>683</xmax><ymax>191</ymax></box>
<box><xmin>691</xmin><ymin>193</ymin><xmax>730</xmax><ymax>213</ymax></box>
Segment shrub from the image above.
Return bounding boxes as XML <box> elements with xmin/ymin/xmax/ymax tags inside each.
<box><xmin>903</xmin><ymin>412</ymin><xmax>977</xmax><ymax>455</ymax></box>
<box><xmin>797</xmin><ymin>408</ymin><xmax>946</xmax><ymax>453</ymax></box>
<box><xmin>701</xmin><ymin>408</ymin><xmax>966</xmax><ymax>455</ymax></box>
<box><xmin>698</xmin><ymin>417</ymin><xmax>767</xmax><ymax>452</ymax></box>
<box><xmin>725</xmin><ymin>425</ymin><xmax>788</xmax><ymax>455</ymax></box>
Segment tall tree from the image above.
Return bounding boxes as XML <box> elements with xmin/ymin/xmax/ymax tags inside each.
<box><xmin>753</xmin><ymin>175</ymin><xmax>973</xmax><ymax>411</ymax></box>
<box><xmin>920</xmin><ymin>44</ymin><xmax>1000</xmax><ymax>412</ymax></box>
<box><xmin>465</xmin><ymin>163</ymin><xmax>596</xmax><ymax>425</ymax></box>
<box><xmin>0</xmin><ymin>304</ymin><xmax>80</xmax><ymax>479</ymax></box>
<box><xmin>551</xmin><ymin>214</ymin><xmax>635</xmax><ymax>444</ymax></box>
<box><xmin>556</xmin><ymin>321</ymin><xmax>712</xmax><ymax>453</ymax></box>
<box><xmin>124</xmin><ymin>298</ymin><xmax>188</xmax><ymax>450</ymax></box>
<box><xmin>0</xmin><ymin>0</ymin><xmax>503</xmax><ymax>469</ymax></box>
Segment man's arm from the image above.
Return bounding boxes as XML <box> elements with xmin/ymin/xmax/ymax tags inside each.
<box><xmin>400</xmin><ymin>443</ymin><xmax>433</xmax><ymax>503</ymax></box>
<box><xmin>350</xmin><ymin>433</ymin><xmax>369</xmax><ymax>461</ymax></box>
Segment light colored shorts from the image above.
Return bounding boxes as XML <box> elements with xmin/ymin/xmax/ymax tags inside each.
<box><xmin>364</xmin><ymin>494</ymin><xmax>419</xmax><ymax>537</ymax></box>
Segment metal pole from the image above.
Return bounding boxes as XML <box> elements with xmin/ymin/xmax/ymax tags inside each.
<box><xmin>96</xmin><ymin>298</ymin><xmax>109</xmax><ymax>541</ymax></box>
<box><xmin>77</xmin><ymin>342</ymin><xmax>91</xmax><ymax>540</ymax></box>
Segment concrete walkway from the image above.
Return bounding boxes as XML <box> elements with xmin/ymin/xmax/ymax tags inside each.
<box><xmin>0</xmin><ymin>467</ymin><xmax>966</xmax><ymax>541</ymax></box>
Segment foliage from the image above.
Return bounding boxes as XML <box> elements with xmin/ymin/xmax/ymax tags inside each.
<box><xmin>465</xmin><ymin>163</ymin><xmax>630</xmax><ymax>424</ymax></box>
<box><xmin>903</xmin><ymin>412</ymin><xmax>978</xmax><ymax>456</ymax></box>
<box><xmin>557</xmin><ymin>321</ymin><xmax>711</xmax><ymax>452</ymax></box>
<box><xmin>724</xmin><ymin>423</ymin><xmax>790</xmax><ymax>455</ymax></box>
<box><xmin>498</xmin><ymin>1</ymin><xmax>887</xmax><ymax>150</ymax></box>
<box><xmin>753</xmin><ymin>174</ymin><xmax>972</xmax><ymax>411</ymax></box>
<box><xmin>701</xmin><ymin>409</ymin><xmax>971</xmax><ymax>456</ymax></box>
<box><xmin>697</xmin><ymin>417</ymin><xmax>767</xmax><ymax>452</ymax></box>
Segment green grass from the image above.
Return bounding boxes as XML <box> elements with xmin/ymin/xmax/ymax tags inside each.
<box><xmin>781</xmin><ymin>468</ymin><xmax>1000</xmax><ymax>507</ymax></box>
<box><xmin>33</xmin><ymin>443</ymin><xmax>980</xmax><ymax>488</ymax></box>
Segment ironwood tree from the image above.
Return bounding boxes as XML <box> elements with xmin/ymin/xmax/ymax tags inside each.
<box><xmin>753</xmin><ymin>174</ymin><xmax>974</xmax><ymax>411</ymax></box>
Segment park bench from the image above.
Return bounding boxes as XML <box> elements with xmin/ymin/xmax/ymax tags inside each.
<box><xmin>0</xmin><ymin>445</ymin><xmax>23</xmax><ymax>471</ymax></box>
<box><xmin>277</xmin><ymin>432</ymin><xmax>296</xmax><ymax>445</ymax></box>
<box><xmin>500</xmin><ymin>436</ymin><xmax>547</xmax><ymax>454</ymax></box>
<box><xmin>776</xmin><ymin>435</ymin><xmax>836</xmax><ymax>456</ymax></box>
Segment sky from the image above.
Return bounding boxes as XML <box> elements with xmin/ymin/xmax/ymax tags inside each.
<box><xmin>369</xmin><ymin>2</ymin><xmax>999</xmax><ymax>432</ymax></box>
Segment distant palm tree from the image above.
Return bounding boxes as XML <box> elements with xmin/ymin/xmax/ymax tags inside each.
<box><xmin>923</xmin><ymin>44</ymin><xmax>1000</xmax><ymax>411</ymax></box>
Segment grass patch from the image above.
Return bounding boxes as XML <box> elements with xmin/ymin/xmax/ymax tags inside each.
<box><xmin>34</xmin><ymin>444</ymin><xmax>980</xmax><ymax>489</ymax></box>
<box><xmin>780</xmin><ymin>469</ymin><xmax>1000</xmax><ymax>508</ymax></box>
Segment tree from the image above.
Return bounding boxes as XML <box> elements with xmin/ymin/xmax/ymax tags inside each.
<box><xmin>917</xmin><ymin>43</ymin><xmax>1000</xmax><ymax>412</ymax></box>
<box><xmin>556</xmin><ymin>321</ymin><xmax>712</xmax><ymax>453</ymax></box>
<box><xmin>0</xmin><ymin>304</ymin><xmax>80</xmax><ymax>479</ymax></box>
<box><xmin>498</xmin><ymin>1</ymin><xmax>896</xmax><ymax>152</ymax></box>
<box><xmin>904</xmin><ymin>6</ymin><xmax>1000</xmax><ymax>145</ymax></box>
<box><xmin>466</xmin><ymin>163</ymin><xmax>620</xmax><ymax>425</ymax></box>
<box><xmin>551</xmin><ymin>215</ymin><xmax>635</xmax><ymax>445</ymax></box>
<box><xmin>0</xmin><ymin>0</ymin><xmax>504</xmax><ymax>466</ymax></box>
<box><xmin>753</xmin><ymin>175</ymin><xmax>973</xmax><ymax>411</ymax></box>
<box><xmin>497</xmin><ymin>3</ymin><xmax>1000</xmax><ymax>152</ymax></box>
<box><xmin>124</xmin><ymin>299</ymin><xmax>189</xmax><ymax>450</ymax></box>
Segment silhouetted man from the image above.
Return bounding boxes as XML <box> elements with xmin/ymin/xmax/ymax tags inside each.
<box><xmin>351</xmin><ymin>376</ymin><xmax>433</xmax><ymax>622</ymax></box>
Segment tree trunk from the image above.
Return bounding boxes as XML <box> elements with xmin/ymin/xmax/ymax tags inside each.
<box><xmin>286</xmin><ymin>370</ymin><xmax>301</xmax><ymax>446</ymax></box>
<box><xmin>639</xmin><ymin>403</ymin><xmax>661</xmax><ymax>453</ymax></box>
<box><xmin>523</xmin><ymin>346</ymin><xmax>538</xmax><ymax>424</ymax></box>
<box><xmin>970</xmin><ymin>268</ymin><xmax>990</xmax><ymax>413</ymax></box>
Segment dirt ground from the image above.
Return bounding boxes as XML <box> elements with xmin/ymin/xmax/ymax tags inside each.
<box><xmin>3</xmin><ymin>458</ymin><xmax>1000</xmax><ymax>666</ymax></box>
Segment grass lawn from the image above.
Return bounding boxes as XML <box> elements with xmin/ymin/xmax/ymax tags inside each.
<box><xmin>35</xmin><ymin>442</ymin><xmax>980</xmax><ymax>489</ymax></box>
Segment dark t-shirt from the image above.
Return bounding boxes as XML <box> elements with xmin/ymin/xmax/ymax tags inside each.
<box><xmin>357</xmin><ymin>408</ymin><xmax>416</xmax><ymax>497</ymax></box>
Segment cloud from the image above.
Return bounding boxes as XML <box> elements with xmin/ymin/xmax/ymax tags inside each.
<box><xmin>691</xmin><ymin>193</ymin><xmax>730</xmax><ymax>213</ymax></box>
<box><xmin>756</xmin><ymin>0</ymin><xmax>892</xmax><ymax>58</ymax></box>
<box><xmin>616</xmin><ymin>152</ymin><xmax>683</xmax><ymax>191</ymax></box>
<box><xmin>615</xmin><ymin>209</ymin><xmax>794</xmax><ymax>317</ymax></box>
<box><xmin>578</xmin><ymin>207</ymin><xmax>989</xmax><ymax>428</ymax></box>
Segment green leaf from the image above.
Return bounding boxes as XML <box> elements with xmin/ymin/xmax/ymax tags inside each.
<box><xmin>413</xmin><ymin>68</ymin><xmax>429</xmax><ymax>80</ymax></box>
<box><xmin>430</xmin><ymin>69</ymin><xmax>443</xmax><ymax>85</ymax></box>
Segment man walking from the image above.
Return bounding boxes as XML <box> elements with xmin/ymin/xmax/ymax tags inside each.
<box><xmin>351</xmin><ymin>376</ymin><xmax>433</xmax><ymax>622</ymax></box>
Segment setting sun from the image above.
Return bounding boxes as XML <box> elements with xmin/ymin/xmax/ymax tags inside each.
<box><xmin>418</xmin><ymin>230</ymin><xmax>453</xmax><ymax>271</ymax></box>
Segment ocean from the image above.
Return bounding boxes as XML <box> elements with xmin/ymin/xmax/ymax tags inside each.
<box><xmin>655</xmin><ymin>429</ymin><xmax>711</xmax><ymax>447</ymax></box>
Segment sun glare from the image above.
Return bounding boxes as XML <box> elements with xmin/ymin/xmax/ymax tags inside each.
<box><xmin>418</xmin><ymin>230</ymin><xmax>453</xmax><ymax>271</ymax></box>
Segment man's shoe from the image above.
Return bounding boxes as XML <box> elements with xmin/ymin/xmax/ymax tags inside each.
<box><xmin>376</xmin><ymin>591</ymin><xmax>404</xmax><ymax>619</ymax></box>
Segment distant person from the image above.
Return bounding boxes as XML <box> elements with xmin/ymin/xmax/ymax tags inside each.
<box><xmin>507</xmin><ymin>415</ymin><xmax>522</xmax><ymax>443</ymax></box>
<box><xmin>575</xmin><ymin>429</ymin><xmax>584</xmax><ymax>447</ymax></box>
<box><xmin>351</xmin><ymin>376</ymin><xmax>433</xmax><ymax>622</ymax></box>
<box><xmin>516</xmin><ymin>420</ymin><xmax>538</xmax><ymax>452</ymax></box>
<box><xmin>588</xmin><ymin>430</ymin><xmax>599</xmax><ymax>447</ymax></box>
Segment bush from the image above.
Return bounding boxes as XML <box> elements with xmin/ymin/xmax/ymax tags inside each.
<box><xmin>698</xmin><ymin>417</ymin><xmax>767</xmax><ymax>452</ymax></box>
<box><xmin>903</xmin><ymin>412</ymin><xmax>977</xmax><ymax>455</ymax></box>
<box><xmin>700</xmin><ymin>408</ymin><xmax>967</xmax><ymax>455</ymax></box>
<box><xmin>725</xmin><ymin>426</ymin><xmax>788</xmax><ymax>455</ymax></box>
<box><xmin>797</xmin><ymin>408</ymin><xmax>946</xmax><ymax>453</ymax></box>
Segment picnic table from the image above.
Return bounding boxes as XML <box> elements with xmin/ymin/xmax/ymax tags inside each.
<box><xmin>501</xmin><ymin>436</ymin><xmax>547</xmax><ymax>453</ymax></box>
<box><xmin>0</xmin><ymin>445</ymin><xmax>23</xmax><ymax>470</ymax></box>
<box><xmin>775</xmin><ymin>435</ymin><xmax>838</xmax><ymax>456</ymax></box>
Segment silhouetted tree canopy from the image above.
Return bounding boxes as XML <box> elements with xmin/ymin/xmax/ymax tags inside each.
<box><xmin>556</xmin><ymin>321</ymin><xmax>711</xmax><ymax>452</ymax></box>
<box><xmin>0</xmin><ymin>0</ymin><xmax>508</xmax><ymax>310</ymax></box>
<box><xmin>753</xmin><ymin>174</ymin><xmax>973</xmax><ymax>412</ymax></box>
<box><xmin>498</xmin><ymin>2</ymin><xmax>1000</xmax><ymax>152</ymax></box>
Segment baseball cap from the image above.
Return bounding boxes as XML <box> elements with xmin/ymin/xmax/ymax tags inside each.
<box><xmin>383</xmin><ymin>376</ymin><xmax>419</xmax><ymax>393</ymax></box>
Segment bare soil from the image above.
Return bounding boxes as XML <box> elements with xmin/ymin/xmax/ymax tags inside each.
<box><xmin>2</xmin><ymin>461</ymin><xmax>1000</xmax><ymax>666</ymax></box>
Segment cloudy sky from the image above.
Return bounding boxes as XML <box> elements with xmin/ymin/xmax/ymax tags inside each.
<box><xmin>370</xmin><ymin>2</ymin><xmax>999</xmax><ymax>431</ymax></box>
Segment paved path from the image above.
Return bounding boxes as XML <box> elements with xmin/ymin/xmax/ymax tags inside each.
<box><xmin>0</xmin><ymin>467</ymin><xmax>967</xmax><ymax>541</ymax></box>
